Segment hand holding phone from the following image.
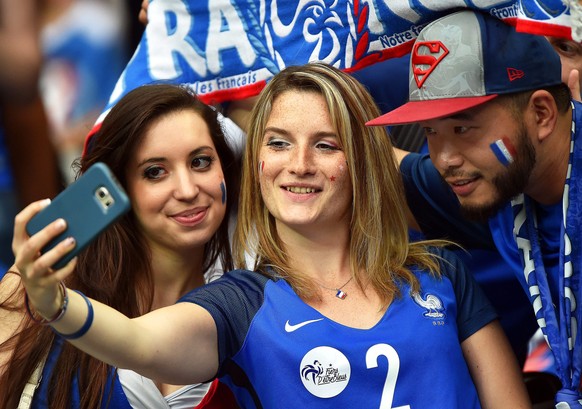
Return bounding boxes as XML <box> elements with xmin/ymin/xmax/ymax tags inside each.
<box><xmin>26</xmin><ymin>162</ymin><xmax>131</xmax><ymax>269</ymax></box>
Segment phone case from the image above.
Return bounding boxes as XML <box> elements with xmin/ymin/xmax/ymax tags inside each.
<box><xmin>26</xmin><ymin>162</ymin><xmax>131</xmax><ymax>269</ymax></box>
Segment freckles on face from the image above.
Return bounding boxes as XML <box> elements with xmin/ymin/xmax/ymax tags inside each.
<box><xmin>256</xmin><ymin>90</ymin><xmax>356</xmax><ymax>230</ymax></box>
<box><xmin>330</xmin><ymin>160</ymin><xmax>348</xmax><ymax>182</ymax></box>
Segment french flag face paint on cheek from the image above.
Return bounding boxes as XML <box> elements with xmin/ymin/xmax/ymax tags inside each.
<box><xmin>258</xmin><ymin>161</ymin><xmax>264</xmax><ymax>175</ymax></box>
<box><xmin>220</xmin><ymin>181</ymin><xmax>226</xmax><ymax>204</ymax></box>
<box><xmin>490</xmin><ymin>137</ymin><xmax>517</xmax><ymax>167</ymax></box>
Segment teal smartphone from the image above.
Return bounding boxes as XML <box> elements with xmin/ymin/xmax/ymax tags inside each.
<box><xmin>25</xmin><ymin>162</ymin><xmax>131</xmax><ymax>269</ymax></box>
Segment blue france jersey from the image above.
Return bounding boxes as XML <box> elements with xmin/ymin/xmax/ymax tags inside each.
<box><xmin>179</xmin><ymin>248</ymin><xmax>496</xmax><ymax>408</ymax></box>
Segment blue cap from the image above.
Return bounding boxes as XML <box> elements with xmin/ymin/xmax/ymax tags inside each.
<box><xmin>367</xmin><ymin>10</ymin><xmax>562</xmax><ymax>126</ymax></box>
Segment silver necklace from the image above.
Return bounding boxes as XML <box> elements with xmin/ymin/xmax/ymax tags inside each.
<box><xmin>317</xmin><ymin>276</ymin><xmax>353</xmax><ymax>300</ymax></box>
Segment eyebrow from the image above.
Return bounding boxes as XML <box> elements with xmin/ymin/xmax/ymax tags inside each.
<box><xmin>264</xmin><ymin>126</ymin><xmax>338</xmax><ymax>139</ymax></box>
<box><xmin>135</xmin><ymin>146</ymin><xmax>215</xmax><ymax>168</ymax></box>
<box><xmin>264</xmin><ymin>126</ymin><xmax>289</xmax><ymax>136</ymax></box>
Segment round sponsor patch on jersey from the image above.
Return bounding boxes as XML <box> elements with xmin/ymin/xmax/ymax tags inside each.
<box><xmin>299</xmin><ymin>346</ymin><xmax>351</xmax><ymax>398</ymax></box>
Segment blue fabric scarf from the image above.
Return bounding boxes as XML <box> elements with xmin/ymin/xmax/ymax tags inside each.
<box><xmin>512</xmin><ymin>102</ymin><xmax>582</xmax><ymax>408</ymax></box>
<box><xmin>98</xmin><ymin>0</ymin><xmax>574</xmax><ymax>111</ymax></box>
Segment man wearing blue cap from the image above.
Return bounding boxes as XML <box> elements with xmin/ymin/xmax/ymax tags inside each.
<box><xmin>367</xmin><ymin>9</ymin><xmax>582</xmax><ymax>408</ymax></box>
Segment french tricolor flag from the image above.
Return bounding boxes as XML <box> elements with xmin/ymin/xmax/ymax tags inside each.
<box><xmin>336</xmin><ymin>290</ymin><xmax>347</xmax><ymax>300</ymax></box>
<box><xmin>490</xmin><ymin>137</ymin><xmax>517</xmax><ymax>167</ymax></box>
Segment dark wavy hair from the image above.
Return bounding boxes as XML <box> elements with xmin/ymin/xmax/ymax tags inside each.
<box><xmin>0</xmin><ymin>84</ymin><xmax>238</xmax><ymax>408</ymax></box>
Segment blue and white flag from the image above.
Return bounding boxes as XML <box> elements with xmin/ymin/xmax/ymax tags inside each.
<box><xmin>87</xmin><ymin>0</ymin><xmax>576</xmax><ymax>146</ymax></box>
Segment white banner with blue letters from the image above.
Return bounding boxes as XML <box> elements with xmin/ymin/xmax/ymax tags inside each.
<box><xmin>94</xmin><ymin>0</ymin><xmax>575</xmax><ymax>126</ymax></box>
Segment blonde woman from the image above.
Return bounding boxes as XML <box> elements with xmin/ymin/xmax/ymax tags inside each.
<box><xmin>11</xmin><ymin>63</ymin><xmax>531</xmax><ymax>408</ymax></box>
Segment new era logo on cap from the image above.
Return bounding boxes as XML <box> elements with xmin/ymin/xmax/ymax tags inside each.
<box><xmin>507</xmin><ymin>68</ymin><xmax>525</xmax><ymax>81</ymax></box>
<box><xmin>412</xmin><ymin>41</ymin><xmax>449</xmax><ymax>88</ymax></box>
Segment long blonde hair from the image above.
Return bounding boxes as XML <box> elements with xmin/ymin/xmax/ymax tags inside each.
<box><xmin>234</xmin><ymin>62</ymin><xmax>446</xmax><ymax>305</ymax></box>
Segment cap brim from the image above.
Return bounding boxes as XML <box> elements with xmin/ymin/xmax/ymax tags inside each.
<box><xmin>366</xmin><ymin>94</ymin><xmax>498</xmax><ymax>127</ymax></box>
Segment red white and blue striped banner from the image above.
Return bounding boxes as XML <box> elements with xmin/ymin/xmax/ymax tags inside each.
<box><xmin>96</xmin><ymin>0</ymin><xmax>576</xmax><ymax>124</ymax></box>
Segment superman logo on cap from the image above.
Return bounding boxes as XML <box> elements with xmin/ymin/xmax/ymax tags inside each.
<box><xmin>411</xmin><ymin>41</ymin><xmax>449</xmax><ymax>88</ymax></box>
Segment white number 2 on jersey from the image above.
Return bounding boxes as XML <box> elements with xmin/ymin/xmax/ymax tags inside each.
<box><xmin>366</xmin><ymin>344</ymin><xmax>411</xmax><ymax>409</ymax></box>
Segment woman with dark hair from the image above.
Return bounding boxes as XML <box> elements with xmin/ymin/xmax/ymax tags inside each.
<box><xmin>0</xmin><ymin>83</ymin><xmax>239</xmax><ymax>408</ymax></box>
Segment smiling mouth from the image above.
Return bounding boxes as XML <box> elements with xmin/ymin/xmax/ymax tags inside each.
<box><xmin>172</xmin><ymin>208</ymin><xmax>207</xmax><ymax>226</ymax></box>
<box><xmin>285</xmin><ymin>187</ymin><xmax>319</xmax><ymax>194</ymax></box>
<box><xmin>174</xmin><ymin>208</ymin><xmax>203</xmax><ymax>218</ymax></box>
<box><xmin>450</xmin><ymin>179</ymin><xmax>474</xmax><ymax>186</ymax></box>
<box><xmin>446</xmin><ymin>173</ymin><xmax>480</xmax><ymax>186</ymax></box>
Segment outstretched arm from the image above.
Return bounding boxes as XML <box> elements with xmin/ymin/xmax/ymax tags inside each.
<box><xmin>463</xmin><ymin>320</ymin><xmax>532</xmax><ymax>408</ymax></box>
<box><xmin>12</xmin><ymin>200</ymin><xmax>220</xmax><ymax>385</ymax></box>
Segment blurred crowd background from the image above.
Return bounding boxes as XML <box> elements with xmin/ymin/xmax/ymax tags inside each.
<box><xmin>0</xmin><ymin>0</ymin><xmax>145</xmax><ymax>271</ymax></box>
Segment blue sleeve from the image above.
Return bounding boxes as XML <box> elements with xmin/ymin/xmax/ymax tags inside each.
<box><xmin>178</xmin><ymin>270</ymin><xmax>270</xmax><ymax>374</ymax></box>
<box><xmin>351</xmin><ymin>54</ymin><xmax>410</xmax><ymax>113</ymax></box>
<box><xmin>400</xmin><ymin>153</ymin><xmax>495</xmax><ymax>249</ymax></box>
<box><xmin>434</xmin><ymin>247</ymin><xmax>498</xmax><ymax>342</ymax></box>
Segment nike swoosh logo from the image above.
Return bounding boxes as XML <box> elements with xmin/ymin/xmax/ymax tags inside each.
<box><xmin>284</xmin><ymin>318</ymin><xmax>324</xmax><ymax>333</ymax></box>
